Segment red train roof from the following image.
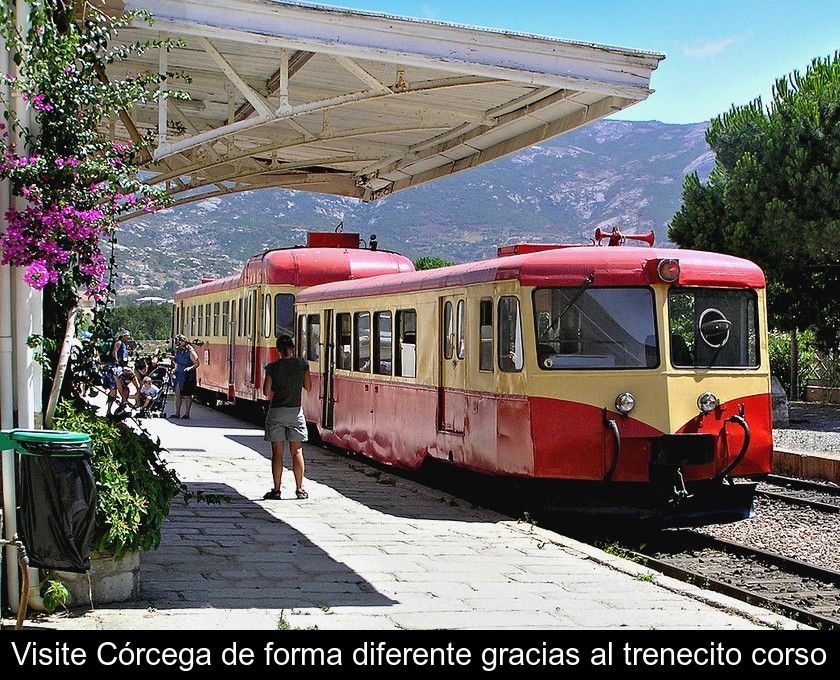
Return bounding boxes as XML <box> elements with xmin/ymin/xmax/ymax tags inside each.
<box><xmin>296</xmin><ymin>246</ymin><xmax>766</xmax><ymax>303</ymax></box>
<box><xmin>175</xmin><ymin>248</ymin><xmax>414</xmax><ymax>299</ymax></box>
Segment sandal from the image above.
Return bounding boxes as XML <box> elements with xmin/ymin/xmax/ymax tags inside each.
<box><xmin>295</xmin><ymin>489</ymin><xmax>309</xmax><ymax>500</ymax></box>
<box><xmin>262</xmin><ymin>489</ymin><xmax>282</xmax><ymax>500</ymax></box>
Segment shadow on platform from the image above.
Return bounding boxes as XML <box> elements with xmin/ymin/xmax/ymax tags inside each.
<box><xmin>67</xmin><ymin>482</ymin><xmax>397</xmax><ymax>616</ymax></box>
<box><xmin>226</xmin><ymin>432</ymin><xmax>515</xmax><ymax>523</ymax></box>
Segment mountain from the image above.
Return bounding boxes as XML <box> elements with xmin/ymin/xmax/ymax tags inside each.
<box><xmin>116</xmin><ymin>119</ymin><xmax>713</xmax><ymax>299</ymax></box>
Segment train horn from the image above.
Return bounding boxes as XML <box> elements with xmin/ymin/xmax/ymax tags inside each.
<box><xmin>594</xmin><ymin>227</ymin><xmax>655</xmax><ymax>247</ymax></box>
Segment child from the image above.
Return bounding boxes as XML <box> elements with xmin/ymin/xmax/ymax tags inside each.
<box><xmin>139</xmin><ymin>376</ymin><xmax>159</xmax><ymax>411</ymax></box>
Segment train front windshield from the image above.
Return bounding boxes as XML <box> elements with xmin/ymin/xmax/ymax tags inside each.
<box><xmin>533</xmin><ymin>288</ymin><xmax>658</xmax><ymax>369</ymax></box>
<box><xmin>668</xmin><ymin>288</ymin><xmax>759</xmax><ymax>368</ymax></box>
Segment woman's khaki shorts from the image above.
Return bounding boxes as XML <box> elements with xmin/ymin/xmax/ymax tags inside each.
<box><xmin>264</xmin><ymin>406</ymin><xmax>308</xmax><ymax>443</ymax></box>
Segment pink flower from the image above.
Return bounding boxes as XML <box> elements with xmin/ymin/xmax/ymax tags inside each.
<box><xmin>23</xmin><ymin>261</ymin><xmax>50</xmax><ymax>290</ymax></box>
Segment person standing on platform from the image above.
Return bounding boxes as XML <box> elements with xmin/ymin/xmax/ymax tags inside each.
<box><xmin>105</xmin><ymin>329</ymin><xmax>132</xmax><ymax>416</ymax></box>
<box><xmin>262</xmin><ymin>334</ymin><xmax>311</xmax><ymax>500</ymax></box>
<box><xmin>172</xmin><ymin>334</ymin><xmax>199</xmax><ymax>419</ymax></box>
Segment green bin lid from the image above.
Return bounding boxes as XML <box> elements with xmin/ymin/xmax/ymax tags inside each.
<box><xmin>6</xmin><ymin>429</ymin><xmax>91</xmax><ymax>445</ymax></box>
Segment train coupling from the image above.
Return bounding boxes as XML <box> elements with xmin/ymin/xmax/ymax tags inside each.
<box><xmin>651</xmin><ymin>433</ymin><xmax>714</xmax><ymax>506</ymax></box>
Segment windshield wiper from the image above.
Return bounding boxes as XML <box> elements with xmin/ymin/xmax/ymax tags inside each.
<box><xmin>547</xmin><ymin>273</ymin><xmax>595</xmax><ymax>338</ymax></box>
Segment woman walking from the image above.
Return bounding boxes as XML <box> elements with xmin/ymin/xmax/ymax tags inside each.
<box><xmin>262</xmin><ymin>334</ymin><xmax>311</xmax><ymax>500</ymax></box>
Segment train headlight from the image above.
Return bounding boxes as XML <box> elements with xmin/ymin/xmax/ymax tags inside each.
<box><xmin>697</xmin><ymin>392</ymin><xmax>719</xmax><ymax>413</ymax></box>
<box><xmin>657</xmin><ymin>258</ymin><xmax>680</xmax><ymax>283</ymax></box>
<box><xmin>615</xmin><ymin>392</ymin><xmax>636</xmax><ymax>415</ymax></box>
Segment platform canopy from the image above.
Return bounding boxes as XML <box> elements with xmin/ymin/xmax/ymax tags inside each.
<box><xmin>103</xmin><ymin>0</ymin><xmax>663</xmax><ymax>208</ymax></box>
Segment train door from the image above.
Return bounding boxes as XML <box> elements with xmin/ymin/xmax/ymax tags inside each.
<box><xmin>227</xmin><ymin>299</ymin><xmax>237</xmax><ymax>399</ymax></box>
<box><xmin>438</xmin><ymin>294</ymin><xmax>467</xmax><ymax>434</ymax></box>
<box><xmin>246</xmin><ymin>287</ymin><xmax>259</xmax><ymax>392</ymax></box>
<box><xmin>321</xmin><ymin>309</ymin><xmax>335</xmax><ymax>429</ymax></box>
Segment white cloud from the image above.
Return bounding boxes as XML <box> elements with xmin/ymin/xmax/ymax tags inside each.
<box><xmin>682</xmin><ymin>36</ymin><xmax>739</xmax><ymax>58</ymax></box>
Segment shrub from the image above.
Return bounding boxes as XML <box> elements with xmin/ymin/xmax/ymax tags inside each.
<box><xmin>51</xmin><ymin>400</ymin><xmax>226</xmax><ymax>558</ymax></box>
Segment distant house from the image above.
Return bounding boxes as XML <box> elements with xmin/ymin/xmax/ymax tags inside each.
<box><xmin>135</xmin><ymin>297</ymin><xmax>172</xmax><ymax>305</ymax></box>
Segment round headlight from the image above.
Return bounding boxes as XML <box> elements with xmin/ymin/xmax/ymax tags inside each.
<box><xmin>657</xmin><ymin>258</ymin><xmax>680</xmax><ymax>283</ymax></box>
<box><xmin>697</xmin><ymin>392</ymin><xmax>719</xmax><ymax>413</ymax></box>
<box><xmin>615</xmin><ymin>392</ymin><xmax>636</xmax><ymax>415</ymax></box>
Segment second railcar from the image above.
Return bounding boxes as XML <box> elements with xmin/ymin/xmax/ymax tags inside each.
<box><xmin>173</xmin><ymin>232</ymin><xmax>413</xmax><ymax>403</ymax></box>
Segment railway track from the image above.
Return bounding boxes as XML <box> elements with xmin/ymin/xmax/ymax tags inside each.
<box><xmin>627</xmin><ymin>530</ymin><xmax>840</xmax><ymax>629</ymax></box>
<box><xmin>756</xmin><ymin>474</ymin><xmax>840</xmax><ymax>513</ymax></box>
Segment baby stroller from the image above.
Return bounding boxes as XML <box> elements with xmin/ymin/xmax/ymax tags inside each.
<box><xmin>137</xmin><ymin>363</ymin><xmax>173</xmax><ymax>418</ymax></box>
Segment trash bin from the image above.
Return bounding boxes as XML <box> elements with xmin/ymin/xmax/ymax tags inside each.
<box><xmin>0</xmin><ymin>429</ymin><xmax>97</xmax><ymax>573</ymax></box>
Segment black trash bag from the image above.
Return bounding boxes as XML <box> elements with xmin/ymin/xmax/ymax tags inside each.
<box><xmin>17</xmin><ymin>441</ymin><xmax>98</xmax><ymax>573</ymax></box>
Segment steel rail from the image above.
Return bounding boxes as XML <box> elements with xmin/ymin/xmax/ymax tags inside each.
<box><xmin>755</xmin><ymin>489</ymin><xmax>840</xmax><ymax>513</ymax></box>
<box><xmin>765</xmin><ymin>474</ymin><xmax>840</xmax><ymax>495</ymax></box>
<box><xmin>631</xmin><ymin>529</ymin><xmax>840</xmax><ymax>629</ymax></box>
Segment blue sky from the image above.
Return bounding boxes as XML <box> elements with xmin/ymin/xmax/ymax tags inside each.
<box><xmin>299</xmin><ymin>0</ymin><xmax>840</xmax><ymax>124</ymax></box>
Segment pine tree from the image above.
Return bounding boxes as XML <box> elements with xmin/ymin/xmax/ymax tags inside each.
<box><xmin>669</xmin><ymin>52</ymin><xmax>840</xmax><ymax>334</ymax></box>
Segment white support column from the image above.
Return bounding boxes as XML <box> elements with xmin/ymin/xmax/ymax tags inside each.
<box><xmin>13</xmin><ymin>0</ymin><xmax>41</xmax><ymax>612</ymax></box>
<box><xmin>0</xmin><ymin>28</ymin><xmax>20</xmax><ymax>614</ymax></box>
<box><xmin>13</xmin><ymin>0</ymin><xmax>35</xmax><ymax>433</ymax></box>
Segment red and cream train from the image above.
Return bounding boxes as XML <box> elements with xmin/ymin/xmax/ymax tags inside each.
<box><xmin>174</xmin><ymin>230</ymin><xmax>772</xmax><ymax>522</ymax></box>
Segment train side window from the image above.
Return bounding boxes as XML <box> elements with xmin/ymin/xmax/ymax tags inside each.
<box><xmin>213</xmin><ymin>302</ymin><xmax>220</xmax><ymax>336</ymax></box>
<box><xmin>443</xmin><ymin>301</ymin><xmax>453</xmax><ymax>360</ymax></box>
<box><xmin>205</xmin><ymin>304</ymin><xmax>211</xmax><ymax>338</ymax></box>
<box><xmin>198</xmin><ymin>303</ymin><xmax>204</xmax><ymax>336</ymax></box>
<box><xmin>262</xmin><ymin>294</ymin><xmax>272</xmax><ymax>338</ymax></box>
<box><xmin>297</xmin><ymin>314</ymin><xmax>307</xmax><ymax>358</ymax></box>
<box><xmin>189</xmin><ymin>306</ymin><xmax>195</xmax><ymax>337</ymax></box>
<box><xmin>242</xmin><ymin>297</ymin><xmax>247</xmax><ymax>338</ymax></box>
<box><xmin>396</xmin><ymin>309</ymin><xmax>416</xmax><ymax>378</ymax></box>
<box><xmin>354</xmin><ymin>312</ymin><xmax>371</xmax><ymax>372</ymax></box>
<box><xmin>274</xmin><ymin>294</ymin><xmax>295</xmax><ymax>338</ymax></box>
<box><xmin>307</xmin><ymin>313</ymin><xmax>320</xmax><ymax>361</ymax></box>
<box><xmin>230</xmin><ymin>300</ymin><xmax>236</xmax><ymax>339</ymax></box>
<box><xmin>222</xmin><ymin>301</ymin><xmax>230</xmax><ymax>337</ymax></box>
<box><xmin>479</xmin><ymin>298</ymin><xmax>493</xmax><ymax>372</ymax></box>
<box><xmin>498</xmin><ymin>296</ymin><xmax>524</xmax><ymax>372</ymax></box>
<box><xmin>245</xmin><ymin>296</ymin><xmax>251</xmax><ymax>337</ymax></box>
<box><xmin>456</xmin><ymin>299</ymin><xmax>465</xmax><ymax>360</ymax></box>
<box><xmin>374</xmin><ymin>311</ymin><xmax>392</xmax><ymax>376</ymax></box>
<box><xmin>336</xmin><ymin>313</ymin><xmax>352</xmax><ymax>370</ymax></box>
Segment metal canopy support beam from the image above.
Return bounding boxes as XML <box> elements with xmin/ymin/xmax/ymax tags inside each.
<box><xmin>386</xmin><ymin>95</ymin><xmax>622</xmax><ymax>196</ymax></box>
<box><xmin>276</xmin><ymin>49</ymin><xmax>290</xmax><ymax>112</ymax></box>
<box><xmin>198</xmin><ymin>37</ymin><xmax>273</xmax><ymax>118</ymax></box>
<box><xmin>153</xmin><ymin>76</ymin><xmax>499</xmax><ymax>161</ymax></box>
<box><xmin>235</xmin><ymin>49</ymin><xmax>313</xmax><ymax>121</ymax></box>
<box><xmin>150</xmin><ymin>123</ymin><xmax>449</xmax><ymax>187</ymax></box>
<box><xmin>158</xmin><ymin>48</ymin><xmax>168</xmax><ymax>145</ymax></box>
<box><xmin>333</xmin><ymin>55</ymin><xmax>390</xmax><ymax>94</ymax></box>
<box><xmin>359</xmin><ymin>87</ymin><xmax>570</xmax><ymax>180</ymax></box>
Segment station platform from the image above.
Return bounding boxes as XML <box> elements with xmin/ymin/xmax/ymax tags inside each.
<box><xmin>774</xmin><ymin>401</ymin><xmax>840</xmax><ymax>483</ymax></box>
<box><xmin>28</xmin><ymin>403</ymin><xmax>799</xmax><ymax>630</ymax></box>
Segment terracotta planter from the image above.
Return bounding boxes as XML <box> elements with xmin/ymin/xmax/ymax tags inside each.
<box><xmin>52</xmin><ymin>550</ymin><xmax>140</xmax><ymax>607</ymax></box>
